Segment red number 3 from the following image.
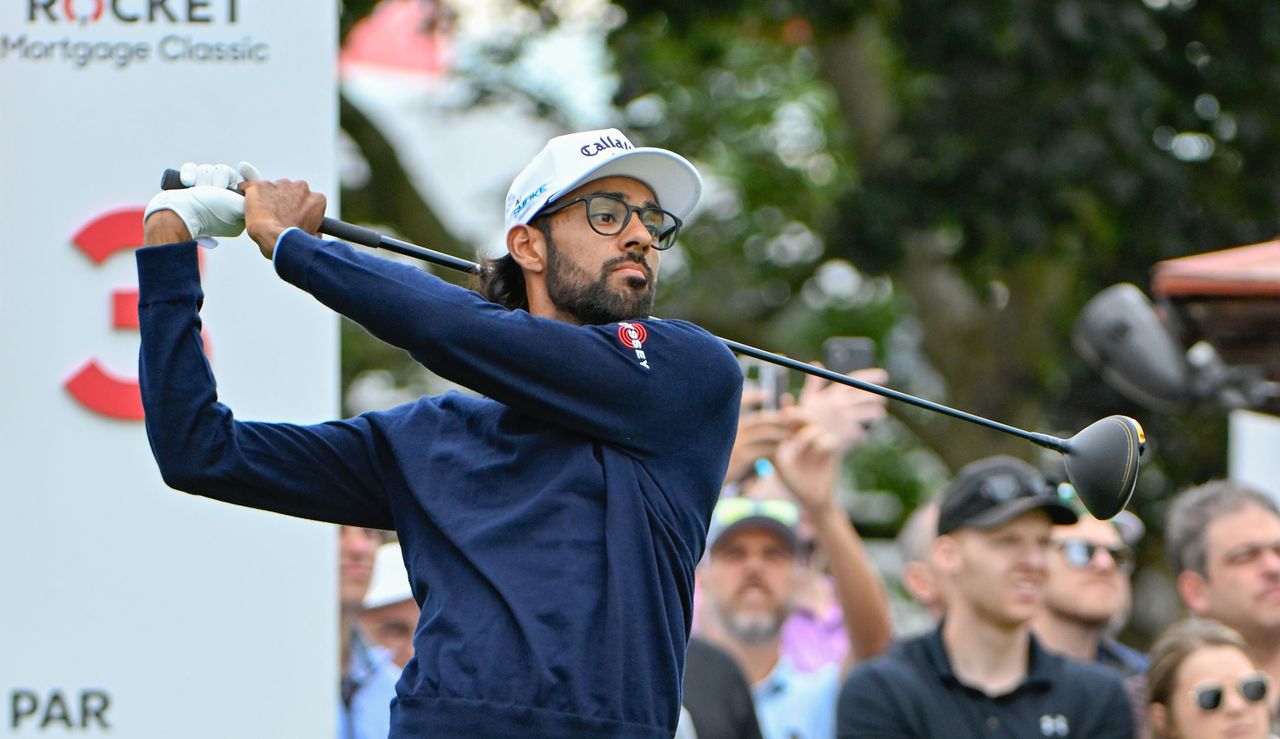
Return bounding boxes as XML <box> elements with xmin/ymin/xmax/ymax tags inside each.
<box><xmin>64</xmin><ymin>207</ymin><xmax>209</xmax><ymax>420</ymax></box>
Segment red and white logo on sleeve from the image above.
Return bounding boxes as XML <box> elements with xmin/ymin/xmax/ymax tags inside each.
<box><xmin>616</xmin><ymin>322</ymin><xmax>650</xmax><ymax>370</ymax></box>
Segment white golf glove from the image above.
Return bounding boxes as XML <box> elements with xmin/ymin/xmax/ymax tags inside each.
<box><xmin>144</xmin><ymin>161</ymin><xmax>263</xmax><ymax>247</ymax></box>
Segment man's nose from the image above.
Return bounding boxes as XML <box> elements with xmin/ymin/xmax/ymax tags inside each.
<box><xmin>1020</xmin><ymin>544</ymin><xmax>1048</xmax><ymax>570</ymax></box>
<box><xmin>1090</xmin><ymin>547</ymin><xmax>1118</xmax><ymax>571</ymax></box>
<box><xmin>739</xmin><ymin>552</ymin><xmax>778</xmax><ymax>576</ymax></box>
<box><xmin>1260</xmin><ymin>547</ymin><xmax>1280</xmax><ymax>573</ymax></box>
<box><xmin>621</xmin><ymin>212</ymin><xmax>653</xmax><ymax>252</ymax></box>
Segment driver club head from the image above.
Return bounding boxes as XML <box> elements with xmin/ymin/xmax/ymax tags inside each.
<box><xmin>1061</xmin><ymin>415</ymin><xmax>1146</xmax><ymax>520</ymax></box>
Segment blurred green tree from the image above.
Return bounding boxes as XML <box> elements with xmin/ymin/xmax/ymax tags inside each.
<box><xmin>603</xmin><ymin>1</ymin><xmax>1280</xmax><ymax>517</ymax></box>
<box><xmin>601</xmin><ymin>1</ymin><xmax>1280</xmax><ymax>642</ymax></box>
<box><xmin>335</xmin><ymin>0</ymin><xmax>1280</xmax><ymax>553</ymax></box>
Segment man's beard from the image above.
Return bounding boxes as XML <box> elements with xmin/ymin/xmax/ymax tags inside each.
<box><xmin>708</xmin><ymin>591</ymin><xmax>788</xmax><ymax>645</ymax></box>
<box><xmin>544</xmin><ymin>236</ymin><xmax>655</xmax><ymax>325</ymax></box>
<box><xmin>722</xmin><ymin>612</ymin><xmax>786</xmax><ymax>645</ymax></box>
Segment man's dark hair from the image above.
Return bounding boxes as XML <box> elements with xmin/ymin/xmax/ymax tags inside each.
<box><xmin>472</xmin><ymin>216</ymin><xmax>553</xmax><ymax>311</ymax></box>
<box><xmin>1165</xmin><ymin>479</ymin><xmax>1280</xmax><ymax>577</ymax></box>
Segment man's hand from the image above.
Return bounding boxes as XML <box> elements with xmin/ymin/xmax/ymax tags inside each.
<box><xmin>773</xmin><ymin>421</ymin><xmax>841</xmax><ymax>516</ymax></box>
<box><xmin>798</xmin><ymin>367</ymin><xmax>889</xmax><ymax>454</ymax></box>
<box><xmin>142</xmin><ymin>162</ymin><xmax>259</xmax><ymax>247</ymax></box>
<box><xmin>773</xmin><ymin>410</ymin><xmax>895</xmax><ymax>666</ymax></box>
<box><xmin>242</xmin><ymin>179</ymin><xmax>326</xmax><ymax>260</ymax></box>
<box><xmin>723</xmin><ymin>387</ymin><xmax>806</xmax><ymax>485</ymax></box>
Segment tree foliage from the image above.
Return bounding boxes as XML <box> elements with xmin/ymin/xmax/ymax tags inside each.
<box><xmin>336</xmin><ymin>1</ymin><xmax>1280</xmax><ymax>551</ymax></box>
<box><xmin>604</xmin><ymin>0</ymin><xmax>1280</xmax><ymax>514</ymax></box>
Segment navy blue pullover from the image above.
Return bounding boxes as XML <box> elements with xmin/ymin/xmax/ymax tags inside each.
<box><xmin>136</xmin><ymin>231</ymin><xmax>742</xmax><ymax>737</ymax></box>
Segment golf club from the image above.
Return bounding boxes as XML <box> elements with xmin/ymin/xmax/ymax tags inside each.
<box><xmin>160</xmin><ymin>169</ymin><xmax>1145</xmax><ymax>519</ymax></box>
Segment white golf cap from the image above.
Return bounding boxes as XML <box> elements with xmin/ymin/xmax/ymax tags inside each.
<box><xmin>363</xmin><ymin>542</ymin><xmax>413</xmax><ymax>610</ymax></box>
<box><xmin>504</xmin><ymin>128</ymin><xmax>703</xmax><ymax>234</ymax></box>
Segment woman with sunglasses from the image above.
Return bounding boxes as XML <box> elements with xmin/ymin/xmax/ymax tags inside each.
<box><xmin>1147</xmin><ymin>618</ymin><xmax>1276</xmax><ymax>739</ymax></box>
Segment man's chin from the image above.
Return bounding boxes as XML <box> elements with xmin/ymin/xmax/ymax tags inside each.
<box><xmin>606</xmin><ymin>291</ymin><xmax>655</xmax><ymax>322</ymax></box>
<box><xmin>1054</xmin><ymin>609</ymin><xmax>1115</xmax><ymax>629</ymax></box>
<box><xmin>726</xmin><ymin>615</ymin><xmax>784</xmax><ymax>644</ymax></box>
<box><xmin>549</xmin><ymin>282</ymin><xmax>654</xmax><ymax>325</ymax></box>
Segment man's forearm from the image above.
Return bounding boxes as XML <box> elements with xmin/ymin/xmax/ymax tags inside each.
<box><xmin>135</xmin><ymin>243</ymin><xmax>394</xmax><ymax>528</ymax></box>
<box><xmin>808</xmin><ymin>502</ymin><xmax>892</xmax><ymax>669</ymax></box>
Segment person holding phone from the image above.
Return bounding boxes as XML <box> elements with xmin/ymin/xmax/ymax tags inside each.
<box><xmin>699</xmin><ymin>342</ymin><xmax>891</xmax><ymax>679</ymax></box>
<box><xmin>724</xmin><ymin>339</ymin><xmax>885</xmax><ymax>489</ymax></box>
<box><xmin>697</xmin><ymin>434</ymin><xmax>892</xmax><ymax>739</ymax></box>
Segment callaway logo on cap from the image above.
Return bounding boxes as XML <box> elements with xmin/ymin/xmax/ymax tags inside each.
<box><xmin>503</xmin><ymin>128</ymin><xmax>703</xmax><ymax>235</ymax></box>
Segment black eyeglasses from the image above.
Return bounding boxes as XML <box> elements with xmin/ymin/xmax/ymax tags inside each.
<box><xmin>1054</xmin><ymin>539</ymin><xmax>1134</xmax><ymax>573</ymax></box>
<box><xmin>539</xmin><ymin>193</ymin><xmax>683</xmax><ymax>250</ymax></box>
<box><xmin>1191</xmin><ymin>673</ymin><xmax>1270</xmax><ymax>711</ymax></box>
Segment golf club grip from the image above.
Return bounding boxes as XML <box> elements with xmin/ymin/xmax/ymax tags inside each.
<box><xmin>318</xmin><ymin>218</ymin><xmax>382</xmax><ymax>249</ymax></box>
<box><xmin>159</xmin><ymin>168</ymin><xmax>186</xmax><ymax>191</ymax></box>
<box><xmin>160</xmin><ymin>168</ymin><xmax>245</xmax><ymax>194</ymax></box>
<box><xmin>158</xmin><ymin>168</ymin><xmax>382</xmax><ymax>248</ymax></box>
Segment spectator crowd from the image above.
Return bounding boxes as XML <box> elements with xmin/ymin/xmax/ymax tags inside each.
<box><xmin>336</xmin><ymin>359</ymin><xmax>1280</xmax><ymax>739</ymax></box>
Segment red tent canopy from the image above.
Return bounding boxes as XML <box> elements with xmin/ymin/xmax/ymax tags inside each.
<box><xmin>341</xmin><ymin>0</ymin><xmax>453</xmax><ymax>75</ymax></box>
<box><xmin>1153</xmin><ymin>240</ymin><xmax>1280</xmax><ymax>298</ymax></box>
<box><xmin>1152</xmin><ymin>239</ymin><xmax>1280</xmax><ymax>404</ymax></box>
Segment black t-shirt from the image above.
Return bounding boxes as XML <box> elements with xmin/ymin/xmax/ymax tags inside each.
<box><xmin>836</xmin><ymin>626</ymin><xmax>1133</xmax><ymax>738</ymax></box>
<box><xmin>683</xmin><ymin>636</ymin><xmax>764</xmax><ymax>739</ymax></box>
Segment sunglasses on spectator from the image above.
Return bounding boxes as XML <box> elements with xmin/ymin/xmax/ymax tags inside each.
<box><xmin>712</xmin><ymin>497</ymin><xmax>801</xmax><ymax>529</ymax></box>
<box><xmin>1190</xmin><ymin>673</ymin><xmax>1270</xmax><ymax>711</ymax></box>
<box><xmin>1053</xmin><ymin>538</ymin><xmax>1134</xmax><ymax>573</ymax></box>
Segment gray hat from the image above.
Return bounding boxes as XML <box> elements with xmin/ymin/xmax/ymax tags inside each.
<box><xmin>706</xmin><ymin>497</ymin><xmax>800</xmax><ymax>554</ymax></box>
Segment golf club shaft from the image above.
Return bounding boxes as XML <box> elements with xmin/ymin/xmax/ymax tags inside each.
<box><xmin>324</xmin><ymin>218</ymin><xmax>1070</xmax><ymax>454</ymax></box>
<box><xmin>160</xmin><ymin>170</ymin><xmax>1070</xmax><ymax>453</ymax></box>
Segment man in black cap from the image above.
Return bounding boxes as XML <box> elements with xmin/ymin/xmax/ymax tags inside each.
<box><xmin>836</xmin><ymin>456</ymin><xmax>1134</xmax><ymax>738</ymax></box>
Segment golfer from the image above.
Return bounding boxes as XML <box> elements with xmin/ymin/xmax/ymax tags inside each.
<box><xmin>137</xmin><ymin>129</ymin><xmax>743</xmax><ymax>737</ymax></box>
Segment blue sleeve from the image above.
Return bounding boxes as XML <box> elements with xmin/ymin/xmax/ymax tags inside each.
<box><xmin>136</xmin><ymin>242</ymin><xmax>394</xmax><ymax>528</ymax></box>
<box><xmin>273</xmin><ymin>230</ymin><xmax>742</xmax><ymax>457</ymax></box>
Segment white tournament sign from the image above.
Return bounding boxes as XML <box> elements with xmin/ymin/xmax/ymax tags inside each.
<box><xmin>1</xmin><ymin>1</ymin><xmax>339</xmax><ymax>736</ymax></box>
<box><xmin>1231</xmin><ymin>410</ymin><xmax>1280</xmax><ymax>499</ymax></box>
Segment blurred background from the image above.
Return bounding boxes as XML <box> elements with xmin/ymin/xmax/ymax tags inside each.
<box><xmin>334</xmin><ymin>0</ymin><xmax>1280</xmax><ymax>647</ymax></box>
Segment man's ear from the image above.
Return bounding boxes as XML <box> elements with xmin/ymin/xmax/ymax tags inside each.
<box><xmin>1177</xmin><ymin>569</ymin><xmax>1211</xmax><ymax>616</ymax></box>
<box><xmin>933</xmin><ymin>535</ymin><xmax>960</xmax><ymax>574</ymax></box>
<box><xmin>902</xmin><ymin>561</ymin><xmax>936</xmax><ymax>605</ymax></box>
<box><xmin>507</xmin><ymin>224</ymin><xmax>546</xmax><ymax>274</ymax></box>
<box><xmin>1148</xmin><ymin>701</ymin><xmax>1170</xmax><ymax>738</ymax></box>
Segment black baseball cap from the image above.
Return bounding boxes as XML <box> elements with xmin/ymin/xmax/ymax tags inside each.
<box><xmin>937</xmin><ymin>456</ymin><xmax>1078</xmax><ymax>535</ymax></box>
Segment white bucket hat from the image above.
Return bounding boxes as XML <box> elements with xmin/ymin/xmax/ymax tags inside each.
<box><xmin>504</xmin><ymin>128</ymin><xmax>703</xmax><ymax>234</ymax></box>
<box><xmin>363</xmin><ymin>542</ymin><xmax>413</xmax><ymax>610</ymax></box>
